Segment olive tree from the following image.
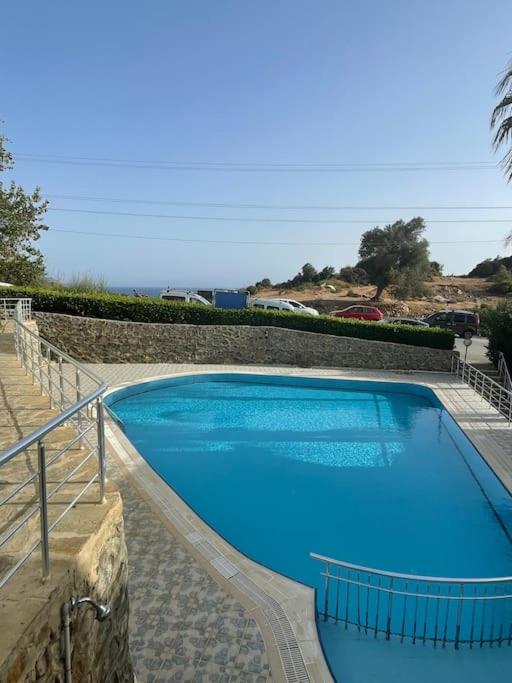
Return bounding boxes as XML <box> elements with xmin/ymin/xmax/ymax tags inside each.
<box><xmin>357</xmin><ymin>217</ymin><xmax>430</xmax><ymax>300</ymax></box>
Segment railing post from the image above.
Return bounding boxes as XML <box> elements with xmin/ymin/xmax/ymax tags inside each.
<box><xmin>324</xmin><ymin>562</ymin><xmax>330</xmax><ymax>622</ymax></box>
<box><xmin>29</xmin><ymin>333</ymin><xmax>35</xmax><ymax>382</ymax></box>
<box><xmin>386</xmin><ymin>577</ymin><xmax>394</xmax><ymax>640</ymax></box>
<box><xmin>96</xmin><ymin>398</ymin><xmax>106</xmax><ymax>503</ymax></box>
<box><xmin>76</xmin><ymin>369</ymin><xmax>82</xmax><ymax>446</ymax></box>
<box><xmin>455</xmin><ymin>583</ymin><xmax>463</xmax><ymax>649</ymax></box>
<box><xmin>59</xmin><ymin>357</ymin><xmax>65</xmax><ymax>410</ymax></box>
<box><xmin>37</xmin><ymin>440</ymin><xmax>50</xmax><ymax>580</ymax></box>
<box><xmin>46</xmin><ymin>347</ymin><xmax>53</xmax><ymax>408</ymax></box>
<box><xmin>37</xmin><ymin>339</ymin><xmax>43</xmax><ymax>392</ymax></box>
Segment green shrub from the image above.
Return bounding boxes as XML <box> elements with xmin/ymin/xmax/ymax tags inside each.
<box><xmin>492</xmin><ymin>266</ymin><xmax>512</xmax><ymax>294</ymax></box>
<box><xmin>481</xmin><ymin>301</ymin><xmax>512</xmax><ymax>366</ymax></box>
<box><xmin>0</xmin><ymin>286</ymin><xmax>455</xmax><ymax>350</ymax></box>
<box><xmin>65</xmin><ymin>273</ymin><xmax>109</xmax><ymax>293</ymax></box>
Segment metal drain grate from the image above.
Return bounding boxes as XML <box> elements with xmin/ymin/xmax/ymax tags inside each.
<box><xmin>231</xmin><ymin>573</ymin><xmax>310</xmax><ymax>683</ymax></box>
<box><xmin>194</xmin><ymin>540</ymin><xmax>221</xmax><ymax>561</ymax></box>
<box><xmin>185</xmin><ymin>531</ymin><xmax>202</xmax><ymax>544</ymax></box>
<box><xmin>211</xmin><ymin>556</ymin><xmax>239</xmax><ymax>579</ymax></box>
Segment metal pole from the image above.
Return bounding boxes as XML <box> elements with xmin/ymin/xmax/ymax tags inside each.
<box><xmin>37</xmin><ymin>339</ymin><xmax>43</xmax><ymax>392</ymax></box>
<box><xmin>37</xmin><ymin>440</ymin><xmax>50</xmax><ymax>579</ymax></box>
<box><xmin>59</xmin><ymin>357</ymin><xmax>65</xmax><ymax>410</ymax></box>
<box><xmin>96</xmin><ymin>398</ymin><xmax>106</xmax><ymax>503</ymax></box>
<box><xmin>76</xmin><ymin>369</ymin><xmax>82</xmax><ymax>446</ymax></box>
<box><xmin>46</xmin><ymin>347</ymin><xmax>53</xmax><ymax>408</ymax></box>
<box><xmin>30</xmin><ymin>334</ymin><xmax>35</xmax><ymax>382</ymax></box>
<box><xmin>62</xmin><ymin>600</ymin><xmax>73</xmax><ymax>683</ymax></box>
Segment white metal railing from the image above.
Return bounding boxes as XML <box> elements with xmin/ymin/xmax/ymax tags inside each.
<box><xmin>0</xmin><ymin>301</ymin><xmax>107</xmax><ymax>589</ymax></box>
<box><xmin>311</xmin><ymin>553</ymin><xmax>512</xmax><ymax>649</ymax></box>
<box><xmin>451</xmin><ymin>354</ymin><xmax>512</xmax><ymax>424</ymax></box>
<box><xmin>0</xmin><ymin>297</ymin><xmax>31</xmax><ymax>323</ymax></box>
<box><xmin>498</xmin><ymin>352</ymin><xmax>512</xmax><ymax>393</ymax></box>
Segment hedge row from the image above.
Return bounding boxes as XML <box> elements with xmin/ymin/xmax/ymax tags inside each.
<box><xmin>0</xmin><ymin>286</ymin><xmax>455</xmax><ymax>350</ymax></box>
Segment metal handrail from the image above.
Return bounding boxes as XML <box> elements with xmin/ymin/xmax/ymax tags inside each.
<box><xmin>310</xmin><ymin>553</ymin><xmax>512</xmax><ymax>585</ymax></box>
<box><xmin>451</xmin><ymin>353</ymin><xmax>512</xmax><ymax>424</ymax></box>
<box><xmin>12</xmin><ymin>307</ymin><xmax>103</xmax><ymax>386</ymax></box>
<box><xmin>498</xmin><ymin>352</ymin><xmax>512</xmax><ymax>393</ymax></box>
<box><xmin>311</xmin><ymin>553</ymin><xmax>512</xmax><ymax>648</ymax></box>
<box><xmin>0</xmin><ymin>385</ymin><xmax>106</xmax><ymax>467</ymax></box>
<box><xmin>0</xmin><ymin>297</ymin><xmax>31</xmax><ymax>322</ymax></box>
<box><xmin>0</xmin><ymin>300</ymin><xmax>108</xmax><ymax>589</ymax></box>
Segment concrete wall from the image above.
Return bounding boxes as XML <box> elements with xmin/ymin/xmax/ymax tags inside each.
<box><xmin>0</xmin><ymin>496</ymin><xmax>134</xmax><ymax>683</ymax></box>
<box><xmin>35</xmin><ymin>312</ymin><xmax>453</xmax><ymax>371</ymax></box>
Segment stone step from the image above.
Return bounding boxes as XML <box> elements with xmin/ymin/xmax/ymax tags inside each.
<box><xmin>0</xmin><ymin>425</ymin><xmax>80</xmax><ymax>451</ymax></box>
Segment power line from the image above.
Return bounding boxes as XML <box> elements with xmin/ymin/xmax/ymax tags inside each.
<box><xmin>48</xmin><ymin>227</ymin><xmax>506</xmax><ymax>247</ymax></box>
<box><xmin>46</xmin><ymin>193</ymin><xmax>512</xmax><ymax>211</ymax></box>
<box><xmin>17</xmin><ymin>153</ymin><xmax>496</xmax><ymax>167</ymax></box>
<box><xmin>13</xmin><ymin>153</ymin><xmax>498</xmax><ymax>173</ymax></box>
<box><xmin>46</xmin><ymin>206</ymin><xmax>512</xmax><ymax>224</ymax></box>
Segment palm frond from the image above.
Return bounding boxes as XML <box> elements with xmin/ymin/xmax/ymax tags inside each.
<box><xmin>495</xmin><ymin>61</ymin><xmax>512</xmax><ymax>95</ymax></box>
<box><xmin>501</xmin><ymin>147</ymin><xmax>512</xmax><ymax>183</ymax></box>
<box><xmin>491</xmin><ymin>95</ymin><xmax>512</xmax><ymax>128</ymax></box>
<box><xmin>492</xmin><ymin>115</ymin><xmax>512</xmax><ymax>148</ymax></box>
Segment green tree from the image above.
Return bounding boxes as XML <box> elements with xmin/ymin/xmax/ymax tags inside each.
<box><xmin>357</xmin><ymin>217</ymin><xmax>430</xmax><ymax>300</ymax></box>
<box><xmin>300</xmin><ymin>263</ymin><xmax>317</xmax><ymax>282</ymax></box>
<box><xmin>254</xmin><ymin>277</ymin><xmax>272</xmax><ymax>289</ymax></box>
<box><xmin>315</xmin><ymin>265</ymin><xmax>335</xmax><ymax>282</ymax></box>
<box><xmin>492</xmin><ymin>265</ymin><xmax>512</xmax><ymax>294</ymax></box>
<box><xmin>491</xmin><ymin>58</ymin><xmax>512</xmax><ymax>183</ymax></box>
<box><xmin>338</xmin><ymin>266</ymin><xmax>369</xmax><ymax>285</ymax></box>
<box><xmin>484</xmin><ymin>301</ymin><xmax>512</xmax><ymax>367</ymax></box>
<box><xmin>0</xmin><ymin>135</ymin><xmax>48</xmax><ymax>285</ymax></box>
<box><xmin>429</xmin><ymin>261</ymin><xmax>444</xmax><ymax>277</ymax></box>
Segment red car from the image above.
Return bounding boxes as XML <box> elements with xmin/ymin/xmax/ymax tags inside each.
<box><xmin>332</xmin><ymin>305</ymin><xmax>383</xmax><ymax>321</ymax></box>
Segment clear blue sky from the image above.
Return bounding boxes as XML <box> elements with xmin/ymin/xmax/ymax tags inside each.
<box><xmin>3</xmin><ymin>0</ymin><xmax>512</xmax><ymax>287</ymax></box>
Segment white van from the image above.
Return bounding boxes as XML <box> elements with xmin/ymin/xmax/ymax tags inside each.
<box><xmin>250</xmin><ymin>297</ymin><xmax>319</xmax><ymax>316</ymax></box>
<box><xmin>160</xmin><ymin>289</ymin><xmax>211</xmax><ymax>305</ymax></box>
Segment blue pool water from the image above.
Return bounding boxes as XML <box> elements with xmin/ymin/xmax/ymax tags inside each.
<box><xmin>107</xmin><ymin>374</ymin><xmax>512</xmax><ymax>682</ymax></box>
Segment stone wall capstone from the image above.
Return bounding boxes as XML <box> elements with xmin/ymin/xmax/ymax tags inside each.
<box><xmin>35</xmin><ymin>312</ymin><xmax>454</xmax><ymax>371</ymax></box>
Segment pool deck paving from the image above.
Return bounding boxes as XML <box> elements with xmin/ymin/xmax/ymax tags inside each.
<box><xmin>4</xmin><ymin>344</ymin><xmax>512</xmax><ymax>683</ymax></box>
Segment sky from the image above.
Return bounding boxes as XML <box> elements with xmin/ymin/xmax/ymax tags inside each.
<box><xmin>2</xmin><ymin>0</ymin><xmax>512</xmax><ymax>288</ymax></box>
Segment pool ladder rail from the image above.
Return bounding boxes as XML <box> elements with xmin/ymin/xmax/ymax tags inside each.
<box><xmin>311</xmin><ymin>553</ymin><xmax>512</xmax><ymax>649</ymax></box>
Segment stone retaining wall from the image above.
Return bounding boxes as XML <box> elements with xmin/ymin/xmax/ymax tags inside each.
<box><xmin>35</xmin><ymin>312</ymin><xmax>454</xmax><ymax>371</ymax></box>
<box><xmin>0</xmin><ymin>496</ymin><xmax>133</xmax><ymax>683</ymax></box>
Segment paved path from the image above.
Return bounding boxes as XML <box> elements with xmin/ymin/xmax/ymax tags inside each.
<box><xmin>454</xmin><ymin>335</ymin><xmax>489</xmax><ymax>365</ymax></box>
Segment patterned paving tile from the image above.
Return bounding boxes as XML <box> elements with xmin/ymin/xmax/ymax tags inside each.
<box><xmin>105</xmin><ymin>452</ymin><xmax>272</xmax><ymax>681</ymax></box>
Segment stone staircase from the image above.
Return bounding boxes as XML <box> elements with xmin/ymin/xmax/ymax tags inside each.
<box><xmin>471</xmin><ymin>360</ymin><xmax>509</xmax><ymax>390</ymax></box>
<box><xmin>0</xmin><ymin>331</ymin><xmax>100</xmax><ymax>564</ymax></box>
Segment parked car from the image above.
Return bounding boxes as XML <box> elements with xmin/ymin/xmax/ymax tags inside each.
<box><xmin>422</xmin><ymin>309</ymin><xmax>479</xmax><ymax>338</ymax></box>
<box><xmin>385</xmin><ymin>317</ymin><xmax>430</xmax><ymax>327</ymax></box>
<box><xmin>332</xmin><ymin>305</ymin><xmax>383</xmax><ymax>321</ymax></box>
<box><xmin>160</xmin><ymin>289</ymin><xmax>211</xmax><ymax>305</ymax></box>
<box><xmin>250</xmin><ymin>297</ymin><xmax>319</xmax><ymax>316</ymax></box>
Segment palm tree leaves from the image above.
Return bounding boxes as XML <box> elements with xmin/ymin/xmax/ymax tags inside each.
<box><xmin>491</xmin><ymin>60</ymin><xmax>512</xmax><ymax>182</ymax></box>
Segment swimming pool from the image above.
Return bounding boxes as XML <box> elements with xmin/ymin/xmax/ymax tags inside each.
<box><xmin>106</xmin><ymin>373</ymin><xmax>512</xmax><ymax>682</ymax></box>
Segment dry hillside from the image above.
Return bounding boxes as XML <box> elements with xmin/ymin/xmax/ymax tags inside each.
<box><xmin>256</xmin><ymin>276</ymin><xmax>505</xmax><ymax>317</ymax></box>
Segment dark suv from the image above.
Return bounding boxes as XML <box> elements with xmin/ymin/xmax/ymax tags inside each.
<box><xmin>423</xmin><ymin>310</ymin><xmax>479</xmax><ymax>338</ymax></box>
